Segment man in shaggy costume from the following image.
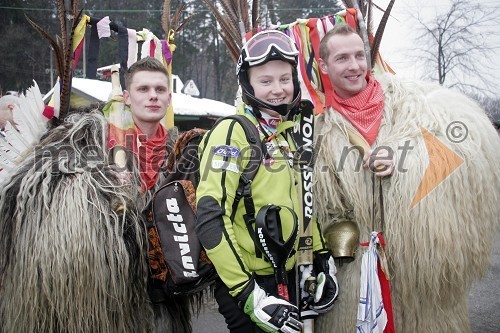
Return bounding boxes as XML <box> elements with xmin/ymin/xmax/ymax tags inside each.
<box><xmin>0</xmin><ymin>58</ymin><xmax>191</xmax><ymax>331</ymax></box>
<box><xmin>312</xmin><ymin>24</ymin><xmax>500</xmax><ymax>332</ymax></box>
<box><xmin>0</xmin><ymin>111</ymin><xmax>156</xmax><ymax>332</ymax></box>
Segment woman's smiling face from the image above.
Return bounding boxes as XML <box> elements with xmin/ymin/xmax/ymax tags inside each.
<box><xmin>248</xmin><ymin>60</ymin><xmax>294</xmax><ymax>117</ymax></box>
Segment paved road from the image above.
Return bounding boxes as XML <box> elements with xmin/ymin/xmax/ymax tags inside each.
<box><xmin>469</xmin><ymin>230</ymin><xmax>500</xmax><ymax>333</ymax></box>
<box><xmin>192</xmin><ymin>301</ymin><xmax>228</xmax><ymax>333</ymax></box>
<box><xmin>193</xmin><ymin>231</ymin><xmax>500</xmax><ymax>333</ymax></box>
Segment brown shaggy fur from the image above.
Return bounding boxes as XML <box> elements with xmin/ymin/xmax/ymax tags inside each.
<box><xmin>313</xmin><ymin>74</ymin><xmax>500</xmax><ymax>333</ymax></box>
<box><xmin>0</xmin><ymin>112</ymin><xmax>193</xmax><ymax>332</ymax></box>
<box><xmin>0</xmin><ymin>112</ymin><xmax>154</xmax><ymax>332</ymax></box>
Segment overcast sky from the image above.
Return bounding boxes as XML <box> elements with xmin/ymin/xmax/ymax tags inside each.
<box><xmin>372</xmin><ymin>0</ymin><xmax>500</xmax><ymax>93</ymax></box>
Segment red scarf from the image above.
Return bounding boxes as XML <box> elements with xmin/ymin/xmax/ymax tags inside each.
<box><xmin>332</xmin><ymin>76</ymin><xmax>385</xmax><ymax>146</ymax></box>
<box><xmin>133</xmin><ymin>125</ymin><xmax>168</xmax><ymax>191</ymax></box>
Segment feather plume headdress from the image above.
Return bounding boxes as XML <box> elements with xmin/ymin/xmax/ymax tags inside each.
<box><xmin>0</xmin><ymin>82</ymin><xmax>48</xmax><ymax>183</ymax></box>
<box><xmin>1</xmin><ymin>0</ymin><xmax>84</xmax><ymax>182</ymax></box>
<box><xmin>25</xmin><ymin>0</ymin><xmax>84</xmax><ymax>123</ymax></box>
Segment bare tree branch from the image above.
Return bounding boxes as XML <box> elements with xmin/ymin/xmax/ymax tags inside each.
<box><xmin>409</xmin><ymin>0</ymin><xmax>500</xmax><ymax>96</ymax></box>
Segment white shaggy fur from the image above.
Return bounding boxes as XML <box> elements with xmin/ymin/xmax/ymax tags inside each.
<box><xmin>313</xmin><ymin>74</ymin><xmax>500</xmax><ymax>332</ymax></box>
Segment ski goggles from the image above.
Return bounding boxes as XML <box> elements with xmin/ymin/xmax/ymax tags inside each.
<box><xmin>242</xmin><ymin>30</ymin><xmax>299</xmax><ymax>67</ymax></box>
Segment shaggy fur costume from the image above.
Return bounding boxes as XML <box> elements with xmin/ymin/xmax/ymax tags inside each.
<box><xmin>313</xmin><ymin>74</ymin><xmax>500</xmax><ymax>333</ymax></box>
<box><xmin>0</xmin><ymin>112</ymin><xmax>191</xmax><ymax>333</ymax></box>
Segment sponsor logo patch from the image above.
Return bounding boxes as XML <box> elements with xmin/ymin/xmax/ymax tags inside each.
<box><xmin>213</xmin><ymin>145</ymin><xmax>241</xmax><ymax>158</ymax></box>
<box><xmin>212</xmin><ymin>160</ymin><xmax>240</xmax><ymax>173</ymax></box>
<box><xmin>267</xmin><ymin>118</ymin><xmax>280</xmax><ymax>128</ymax></box>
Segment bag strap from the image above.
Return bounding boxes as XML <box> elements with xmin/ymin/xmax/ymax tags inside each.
<box><xmin>199</xmin><ymin>114</ymin><xmax>266</xmax><ymax>257</ymax></box>
<box><xmin>213</xmin><ymin>115</ymin><xmax>265</xmax><ymax>258</ymax></box>
<box><xmin>199</xmin><ymin>114</ymin><xmax>263</xmax><ymax>222</ymax></box>
<box><xmin>221</xmin><ymin>114</ymin><xmax>262</xmax><ymax>185</ymax></box>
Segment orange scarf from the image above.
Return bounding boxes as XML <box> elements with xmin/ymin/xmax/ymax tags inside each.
<box><xmin>134</xmin><ymin>125</ymin><xmax>168</xmax><ymax>191</ymax></box>
<box><xmin>333</xmin><ymin>76</ymin><xmax>385</xmax><ymax>146</ymax></box>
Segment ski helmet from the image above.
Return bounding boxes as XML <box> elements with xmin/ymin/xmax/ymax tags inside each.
<box><xmin>236</xmin><ymin>30</ymin><xmax>301</xmax><ymax>116</ymax></box>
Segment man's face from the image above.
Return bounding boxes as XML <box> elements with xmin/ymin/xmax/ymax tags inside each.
<box><xmin>248</xmin><ymin>60</ymin><xmax>294</xmax><ymax>117</ymax></box>
<box><xmin>123</xmin><ymin>71</ymin><xmax>170</xmax><ymax>129</ymax></box>
<box><xmin>318</xmin><ymin>33</ymin><xmax>368</xmax><ymax>99</ymax></box>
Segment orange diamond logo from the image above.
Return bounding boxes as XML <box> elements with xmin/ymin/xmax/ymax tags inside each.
<box><xmin>410</xmin><ymin>128</ymin><xmax>464</xmax><ymax>208</ymax></box>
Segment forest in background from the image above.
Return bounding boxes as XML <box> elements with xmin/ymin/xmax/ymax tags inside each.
<box><xmin>0</xmin><ymin>0</ymin><xmax>341</xmax><ymax>104</ymax></box>
<box><xmin>1</xmin><ymin>0</ymin><xmax>498</xmax><ymax>121</ymax></box>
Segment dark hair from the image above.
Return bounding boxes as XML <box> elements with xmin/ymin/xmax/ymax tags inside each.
<box><xmin>319</xmin><ymin>24</ymin><xmax>360</xmax><ymax>61</ymax></box>
<box><xmin>124</xmin><ymin>57</ymin><xmax>169</xmax><ymax>91</ymax></box>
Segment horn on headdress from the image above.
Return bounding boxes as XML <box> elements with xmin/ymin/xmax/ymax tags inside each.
<box><xmin>201</xmin><ymin>0</ymin><xmax>260</xmax><ymax>63</ymax></box>
<box><xmin>370</xmin><ymin>0</ymin><xmax>396</xmax><ymax>68</ymax></box>
<box><xmin>26</xmin><ymin>0</ymin><xmax>83</xmax><ymax>124</ymax></box>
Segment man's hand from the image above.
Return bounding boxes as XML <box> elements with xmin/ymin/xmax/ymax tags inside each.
<box><xmin>311</xmin><ymin>250</ymin><xmax>338</xmax><ymax>313</ymax></box>
<box><xmin>237</xmin><ymin>279</ymin><xmax>303</xmax><ymax>333</ymax></box>
<box><xmin>363</xmin><ymin>148</ymin><xmax>395</xmax><ymax>177</ymax></box>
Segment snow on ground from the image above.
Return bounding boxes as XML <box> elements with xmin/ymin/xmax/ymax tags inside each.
<box><xmin>43</xmin><ymin>77</ymin><xmax>236</xmax><ymax>118</ymax></box>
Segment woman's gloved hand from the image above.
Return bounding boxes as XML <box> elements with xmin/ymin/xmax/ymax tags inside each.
<box><xmin>237</xmin><ymin>278</ymin><xmax>303</xmax><ymax>332</ymax></box>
